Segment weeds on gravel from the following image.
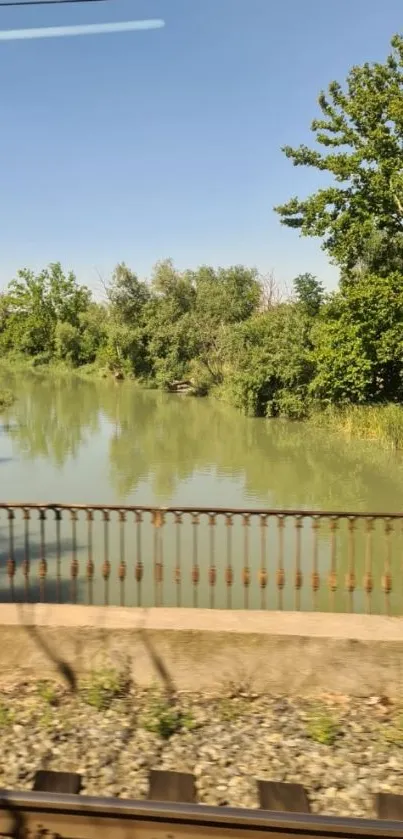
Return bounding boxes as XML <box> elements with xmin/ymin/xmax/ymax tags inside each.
<box><xmin>39</xmin><ymin>707</ymin><xmax>54</xmax><ymax>729</ymax></box>
<box><xmin>306</xmin><ymin>707</ymin><xmax>340</xmax><ymax>745</ymax></box>
<box><xmin>141</xmin><ymin>691</ymin><xmax>195</xmax><ymax>739</ymax></box>
<box><xmin>80</xmin><ymin>668</ymin><xmax>130</xmax><ymax>711</ymax></box>
<box><xmin>217</xmin><ymin>697</ymin><xmax>249</xmax><ymax>722</ymax></box>
<box><xmin>0</xmin><ymin>702</ymin><xmax>14</xmax><ymax>727</ymax></box>
<box><xmin>383</xmin><ymin>712</ymin><xmax>403</xmax><ymax>747</ymax></box>
<box><xmin>36</xmin><ymin>680</ymin><xmax>58</xmax><ymax>706</ymax></box>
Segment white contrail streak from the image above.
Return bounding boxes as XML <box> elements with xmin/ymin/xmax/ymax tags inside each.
<box><xmin>0</xmin><ymin>18</ymin><xmax>165</xmax><ymax>41</ymax></box>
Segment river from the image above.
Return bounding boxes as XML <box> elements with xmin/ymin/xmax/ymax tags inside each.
<box><xmin>0</xmin><ymin>370</ymin><xmax>403</xmax><ymax>613</ymax></box>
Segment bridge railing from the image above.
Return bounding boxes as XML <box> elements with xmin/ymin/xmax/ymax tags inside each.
<box><xmin>0</xmin><ymin>503</ymin><xmax>401</xmax><ymax>614</ymax></box>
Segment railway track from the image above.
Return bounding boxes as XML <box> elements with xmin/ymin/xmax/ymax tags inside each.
<box><xmin>0</xmin><ymin>789</ymin><xmax>403</xmax><ymax>839</ymax></box>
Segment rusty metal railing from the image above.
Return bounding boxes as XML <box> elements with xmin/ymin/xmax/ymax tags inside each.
<box><xmin>0</xmin><ymin>502</ymin><xmax>402</xmax><ymax>614</ymax></box>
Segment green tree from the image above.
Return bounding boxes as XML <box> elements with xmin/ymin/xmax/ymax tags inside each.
<box><xmin>107</xmin><ymin>263</ymin><xmax>150</xmax><ymax>325</ymax></box>
<box><xmin>293</xmin><ymin>273</ymin><xmax>324</xmax><ymax>317</ymax></box>
<box><xmin>144</xmin><ymin>260</ymin><xmax>196</xmax><ymax>386</ymax></box>
<box><xmin>78</xmin><ymin>302</ymin><xmax>108</xmax><ymax>364</ymax></box>
<box><xmin>151</xmin><ymin>258</ymin><xmax>195</xmax><ymax>311</ymax></box>
<box><xmin>189</xmin><ymin>265</ymin><xmax>261</xmax><ymax>385</ymax></box>
<box><xmin>224</xmin><ymin>304</ymin><xmax>314</xmax><ymax>419</ymax></box>
<box><xmin>275</xmin><ymin>34</ymin><xmax>403</xmax><ymax>275</ymax></box>
<box><xmin>0</xmin><ymin>263</ymin><xmax>91</xmax><ymax>359</ymax></box>
<box><xmin>55</xmin><ymin>321</ymin><xmax>81</xmax><ymax>364</ymax></box>
<box><xmin>311</xmin><ymin>273</ymin><xmax>403</xmax><ymax>404</ymax></box>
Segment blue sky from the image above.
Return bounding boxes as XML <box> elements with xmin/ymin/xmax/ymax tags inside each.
<box><xmin>0</xmin><ymin>0</ymin><xmax>401</xmax><ymax>295</ymax></box>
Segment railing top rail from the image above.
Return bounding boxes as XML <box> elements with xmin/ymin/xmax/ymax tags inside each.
<box><xmin>0</xmin><ymin>790</ymin><xmax>401</xmax><ymax>838</ymax></box>
<box><xmin>0</xmin><ymin>501</ymin><xmax>402</xmax><ymax>519</ymax></box>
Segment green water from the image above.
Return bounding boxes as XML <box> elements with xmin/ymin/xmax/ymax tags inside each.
<box><xmin>0</xmin><ymin>370</ymin><xmax>403</xmax><ymax>612</ymax></box>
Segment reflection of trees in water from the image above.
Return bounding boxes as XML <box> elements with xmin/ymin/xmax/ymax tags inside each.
<box><xmin>1</xmin><ymin>371</ymin><xmax>101</xmax><ymax>468</ymax></box>
<box><xmin>3</xmin><ymin>370</ymin><xmax>403</xmax><ymax>511</ymax></box>
<box><xmin>102</xmin><ymin>384</ymin><xmax>403</xmax><ymax>511</ymax></box>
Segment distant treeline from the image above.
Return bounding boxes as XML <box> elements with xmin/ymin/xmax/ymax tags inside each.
<box><xmin>0</xmin><ymin>259</ymin><xmax>402</xmax><ymax>425</ymax></box>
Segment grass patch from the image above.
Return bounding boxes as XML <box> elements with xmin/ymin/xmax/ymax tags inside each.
<box><xmin>305</xmin><ymin>707</ymin><xmax>340</xmax><ymax>745</ymax></box>
<box><xmin>310</xmin><ymin>404</ymin><xmax>403</xmax><ymax>450</ymax></box>
<box><xmin>39</xmin><ymin>707</ymin><xmax>55</xmax><ymax>729</ymax></box>
<box><xmin>0</xmin><ymin>702</ymin><xmax>15</xmax><ymax>728</ymax></box>
<box><xmin>382</xmin><ymin>712</ymin><xmax>403</xmax><ymax>747</ymax></box>
<box><xmin>36</xmin><ymin>680</ymin><xmax>58</xmax><ymax>707</ymax></box>
<box><xmin>0</xmin><ymin>355</ymin><xmax>111</xmax><ymax>381</ymax></box>
<box><xmin>80</xmin><ymin>668</ymin><xmax>130</xmax><ymax>711</ymax></box>
<box><xmin>216</xmin><ymin>697</ymin><xmax>249</xmax><ymax>722</ymax></box>
<box><xmin>141</xmin><ymin>691</ymin><xmax>195</xmax><ymax>739</ymax></box>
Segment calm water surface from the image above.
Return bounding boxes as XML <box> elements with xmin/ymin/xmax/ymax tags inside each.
<box><xmin>0</xmin><ymin>371</ymin><xmax>403</xmax><ymax>612</ymax></box>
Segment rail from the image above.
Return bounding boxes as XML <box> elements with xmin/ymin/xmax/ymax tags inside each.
<box><xmin>0</xmin><ymin>788</ymin><xmax>403</xmax><ymax>839</ymax></box>
<box><xmin>0</xmin><ymin>502</ymin><xmax>402</xmax><ymax>613</ymax></box>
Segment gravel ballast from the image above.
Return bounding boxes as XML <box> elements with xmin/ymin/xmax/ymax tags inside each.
<box><xmin>0</xmin><ymin>678</ymin><xmax>402</xmax><ymax>818</ymax></box>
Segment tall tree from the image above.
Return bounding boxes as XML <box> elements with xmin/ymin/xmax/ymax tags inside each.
<box><xmin>311</xmin><ymin>273</ymin><xmax>403</xmax><ymax>404</ymax></box>
<box><xmin>293</xmin><ymin>273</ymin><xmax>324</xmax><ymax>317</ymax></box>
<box><xmin>107</xmin><ymin>263</ymin><xmax>150</xmax><ymax>324</ymax></box>
<box><xmin>275</xmin><ymin>35</ymin><xmax>403</xmax><ymax>275</ymax></box>
<box><xmin>0</xmin><ymin>264</ymin><xmax>91</xmax><ymax>356</ymax></box>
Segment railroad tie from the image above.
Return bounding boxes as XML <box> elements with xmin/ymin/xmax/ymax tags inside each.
<box><xmin>148</xmin><ymin>770</ymin><xmax>196</xmax><ymax>803</ymax></box>
<box><xmin>33</xmin><ymin>770</ymin><xmax>82</xmax><ymax>795</ymax></box>
<box><xmin>375</xmin><ymin>792</ymin><xmax>403</xmax><ymax>821</ymax></box>
<box><xmin>257</xmin><ymin>780</ymin><xmax>311</xmax><ymax>813</ymax></box>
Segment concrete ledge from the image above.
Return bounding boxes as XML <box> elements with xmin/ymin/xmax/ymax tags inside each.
<box><xmin>1</xmin><ymin>605</ymin><xmax>403</xmax><ymax>696</ymax></box>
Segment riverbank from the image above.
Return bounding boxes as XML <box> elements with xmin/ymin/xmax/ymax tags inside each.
<box><xmin>0</xmin><ymin>678</ymin><xmax>401</xmax><ymax>817</ymax></box>
<box><xmin>0</xmin><ymin>356</ymin><xmax>112</xmax><ymax>381</ymax></box>
<box><xmin>309</xmin><ymin>403</ymin><xmax>403</xmax><ymax>450</ymax></box>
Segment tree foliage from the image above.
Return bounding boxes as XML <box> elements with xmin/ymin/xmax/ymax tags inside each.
<box><xmin>311</xmin><ymin>273</ymin><xmax>403</xmax><ymax>404</ymax></box>
<box><xmin>275</xmin><ymin>34</ymin><xmax>403</xmax><ymax>276</ymax></box>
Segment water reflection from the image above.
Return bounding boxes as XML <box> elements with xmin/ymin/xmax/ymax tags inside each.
<box><xmin>1</xmin><ymin>369</ymin><xmax>403</xmax><ymax>511</ymax></box>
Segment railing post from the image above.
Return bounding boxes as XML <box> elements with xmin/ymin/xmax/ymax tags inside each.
<box><xmin>102</xmin><ymin>509</ymin><xmax>111</xmax><ymax>606</ymax></box>
<box><xmin>135</xmin><ymin>511</ymin><xmax>143</xmax><ymax>607</ymax></box>
<box><xmin>152</xmin><ymin>509</ymin><xmax>164</xmax><ymax>607</ymax></box>
<box><xmin>259</xmin><ymin>514</ymin><xmax>268</xmax><ymax>609</ymax></box>
<box><xmin>311</xmin><ymin>516</ymin><xmax>320</xmax><ymax>610</ymax></box>
<box><xmin>38</xmin><ymin>508</ymin><xmax>47</xmax><ymax>603</ymax></box>
<box><xmin>328</xmin><ymin>517</ymin><xmax>338</xmax><ymax>612</ymax></box>
<box><xmin>174</xmin><ymin>513</ymin><xmax>182</xmax><ymax>607</ymax></box>
<box><xmin>225</xmin><ymin>514</ymin><xmax>233</xmax><ymax>609</ymax></box>
<box><xmin>276</xmin><ymin>515</ymin><xmax>285</xmax><ymax>610</ymax></box>
<box><xmin>242</xmin><ymin>514</ymin><xmax>250</xmax><ymax>610</ymax></box>
<box><xmin>294</xmin><ymin>515</ymin><xmax>303</xmax><ymax>611</ymax></box>
<box><xmin>70</xmin><ymin>509</ymin><xmax>79</xmax><ymax>604</ymax></box>
<box><xmin>55</xmin><ymin>508</ymin><xmax>62</xmax><ymax>604</ymax></box>
<box><xmin>382</xmin><ymin>517</ymin><xmax>393</xmax><ymax>616</ymax></box>
<box><xmin>208</xmin><ymin>513</ymin><xmax>216</xmax><ymax>609</ymax></box>
<box><xmin>346</xmin><ymin>517</ymin><xmax>356</xmax><ymax>613</ymax></box>
<box><xmin>118</xmin><ymin>510</ymin><xmax>126</xmax><ymax>607</ymax></box>
<box><xmin>23</xmin><ymin>507</ymin><xmax>31</xmax><ymax>602</ymax></box>
<box><xmin>86</xmin><ymin>509</ymin><xmax>94</xmax><ymax>606</ymax></box>
<box><xmin>191</xmin><ymin>513</ymin><xmax>200</xmax><ymax>608</ymax></box>
<box><xmin>364</xmin><ymin>517</ymin><xmax>374</xmax><ymax>615</ymax></box>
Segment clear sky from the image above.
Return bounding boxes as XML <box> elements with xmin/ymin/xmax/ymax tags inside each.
<box><xmin>0</xmin><ymin>0</ymin><xmax>402</xmax><ymax>295</ymax></box>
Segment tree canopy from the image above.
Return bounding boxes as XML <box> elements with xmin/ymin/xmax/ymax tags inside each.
<box><xmin>275</xmin><ymin>34</ymin><xmax>403</xmax><ymax>276</ymax></box>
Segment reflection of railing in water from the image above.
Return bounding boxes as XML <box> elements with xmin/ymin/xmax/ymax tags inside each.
<box><xmin>0</xmin><ymin>503</ymin><xmax>401</xmax><ymax>614</ymax></box>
